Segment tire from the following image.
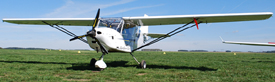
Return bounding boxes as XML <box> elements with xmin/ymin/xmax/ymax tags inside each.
<box><xmin>140</xmin><ymin>60</ymin><xmax>146</xmax><ymax>69</ymax></box>
<box><xmin>90</xmin><ymin>58</ymin><xmax>97</xmax><ymax>67</ymax></box>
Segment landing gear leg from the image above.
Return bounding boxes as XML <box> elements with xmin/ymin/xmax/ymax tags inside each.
<box><xmin>130</xmin><ymin>53</ymin><xmax>146</xmax><ymax>69</ymax></box>
<box><xmin>94</xmin><ymin>53</ymin><xmax>107</xmax><ymax>71</ymax></box>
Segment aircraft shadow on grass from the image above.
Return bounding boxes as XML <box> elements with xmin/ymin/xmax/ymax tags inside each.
<box><xmin>0</xmin><ymin>60</ymin><xmax>217</xmax><ymax>71</ymax></box>
<box><xmin>242</xmin><ymin>61</ymin><xmax>275</xmax><ymax>63</ymax></box>
<box><xmin>66</xmin><ymin>61</ymin><xmax>217</xmax><ymax>71</ymax></box>
<box><xmin>241</xmin><ymin>58</ymin><xmax>275</xmax><ymax>63</ymax></box>
<box><xmin>0</xmin><ymin>60</ymin><xmax>71</xmax><ymax>64</ymax></box>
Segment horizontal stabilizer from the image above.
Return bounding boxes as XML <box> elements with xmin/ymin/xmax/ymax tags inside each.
<box><xmin>222</xmin><ymin>40</ymin><xmax>275</xmax><ymax>47</ymax></box>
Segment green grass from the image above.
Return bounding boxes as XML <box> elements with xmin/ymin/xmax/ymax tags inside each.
<box><xmin>0</xmin><ymin>49</ymin><xmax>275</xmax><ymax>81</ymax></box>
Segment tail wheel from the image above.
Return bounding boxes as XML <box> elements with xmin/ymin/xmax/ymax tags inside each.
<box><xmin>140</xmin><ymin>60</ymin><xmax>146</xmax><ymax>69</ymax></box>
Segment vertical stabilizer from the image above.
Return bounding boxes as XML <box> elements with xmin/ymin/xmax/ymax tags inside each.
<box><xmin>219</xmin><ymin>36</ymin><xmax>224</xmax><ymax>42</ymax></box>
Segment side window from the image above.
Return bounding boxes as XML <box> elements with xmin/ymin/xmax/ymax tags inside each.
<box><xmin>122</xmin><ymin>26</ymin><xmax>138</xmax><ymax>50</ymax></box>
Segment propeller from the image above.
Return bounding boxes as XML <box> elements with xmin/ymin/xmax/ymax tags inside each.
<box><xmin>70</xmin><ymin>9</ymin><xmax>100</xmax><ymax>41</ymax></box>
<box><xmin>69</xmin><ymin>8</ymin><xmax>108</xmax><ymax>54</ymax></box>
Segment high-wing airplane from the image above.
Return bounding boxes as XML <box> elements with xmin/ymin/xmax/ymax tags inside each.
<box><xmin>2</xmin><ymin>9</ymin><xmax>273</xmax><ymax>70</ymax></box>
<box><xmin>220</xmin><ymin>37</ymin><xmax>275</xmax><ymax>47</ymax></box>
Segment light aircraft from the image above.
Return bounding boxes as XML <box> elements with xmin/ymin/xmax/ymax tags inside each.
<box><xmin>2</xmin><ymin>9</ymin><xmax>273</xmax><ymax>70</ymax></box>
<box><xmin>220</xmin><ymin>37</ymin><xmax>275</xmax><ymax>47</ymax></box>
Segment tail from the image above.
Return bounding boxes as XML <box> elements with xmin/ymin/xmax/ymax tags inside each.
<box><xmin>136</xmin><ymin>26</ymin><xmax>148</xmax><ymax>47</ymax></box>
<box><xmin>219</xmin><ymin>36</ymin><xmax>225</xmax><ymax>43</ymax></box>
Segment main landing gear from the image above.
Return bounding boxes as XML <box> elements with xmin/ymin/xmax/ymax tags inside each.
<box><xmin>131</xmin><ymin>53</ymin><xmax>146</xmax><ymax>69</ymax></box>
<box><xmin>90</xmin><ymin>53</ymin><xmax>146</xmax><ymax>71</ymax></box>
<box><xmin>127</xmin><ymin>19</ymin><xmax>202</xmax><ymax>69</ymax></box>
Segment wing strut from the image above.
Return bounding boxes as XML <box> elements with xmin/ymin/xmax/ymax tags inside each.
<box><xmin>42</xmin><ymin>21</ymin><xmax>88</xmax><ymax>44</ymax></box>
<box><xmin>131</xmin><ymin>19</ymin><xmax>202</xmax><ymax>52</ymax></box>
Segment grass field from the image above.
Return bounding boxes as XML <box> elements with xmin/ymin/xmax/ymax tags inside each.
<box><xmin>0</xmin><ymin>49</ymin><xmax>275</xmax><ymax>81</ymax></box>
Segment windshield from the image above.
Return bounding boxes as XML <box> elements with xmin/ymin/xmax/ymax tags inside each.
<box><xmin>98</xmin><ymin>18</ymin><xmax>124</xmax><ymax>33</ymax></box>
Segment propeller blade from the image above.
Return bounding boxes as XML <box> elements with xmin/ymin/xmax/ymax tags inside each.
<box><xmin>92</xmin><ymin>9</ymin><xmax>100</xmax><ymax>29</ymax></box>
<box><xmin>95</xmin><ymin>37</ymin><xmax>108</xmax><ymax>54</ymax></box>
<box><xmin>70</xmin><ymin>9</ymin><xmax>100</xmax><ymax>41</ymax></box>
<box><xmin>70</xmin><ymin>35</ymin><xmax>86</xmax><ymax>41</ymax></box>
<box><xmin>90</xmin><ymin>9</ymin><xmax>108</xmax><ymax>54</ymax></box>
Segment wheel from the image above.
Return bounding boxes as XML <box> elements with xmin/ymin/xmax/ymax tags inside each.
<box><xmin>140</xmin><ymin>60</ymin><xmax>146</xmax><ymax>69</ymax></box>
<box><xmin>90</xmin><ymin>58</ymin><xmax>97</xmax><ymax>67</ymax></box>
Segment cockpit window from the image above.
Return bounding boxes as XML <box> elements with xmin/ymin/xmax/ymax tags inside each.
<box><xmin>98</xmin><ymin>18</ymin><xmax>124</xmax><ymax>33</ymax></box>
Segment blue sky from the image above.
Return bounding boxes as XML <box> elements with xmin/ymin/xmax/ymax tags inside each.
<box><xmin>1</xmin><ymin>0</ymin><xmax>275</xmax><ymax>52</ymax></box>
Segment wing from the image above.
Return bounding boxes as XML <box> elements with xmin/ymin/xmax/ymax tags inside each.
<box><xmin>123</xmin><ymin>12</ymin><xmax>273</xmax><ymax>26</ymax></box>
<box><xmin>2</xmin><ymin>18</ymin><xmax>95</xmax><ymax>26</ymax></box>
<box><xmin>222</xmin><ymin>41</ymin><xmax>275</xmax><ymax>47</ymax></box>
<box><xmin>3</xmin><ymin>12</ymin><xmax>272</xmax><ymax>26</ymax></box>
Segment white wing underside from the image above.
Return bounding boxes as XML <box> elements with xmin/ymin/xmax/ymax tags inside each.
<box><xmin>3</xmin><ymin>12</ymin><xmax>273</xmax><ymax>26</ymax></box>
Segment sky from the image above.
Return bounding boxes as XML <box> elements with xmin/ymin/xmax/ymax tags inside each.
<box><xmin>1</xmin><ymin>0</ymin><xmax>275</xmax><ymax>52</ymax></box>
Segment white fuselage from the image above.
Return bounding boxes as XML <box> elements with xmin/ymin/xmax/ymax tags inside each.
<box><xmin>86</xmin><ymin>27</ymin><xmax>131</xmax><ymax>52</ymax></box>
